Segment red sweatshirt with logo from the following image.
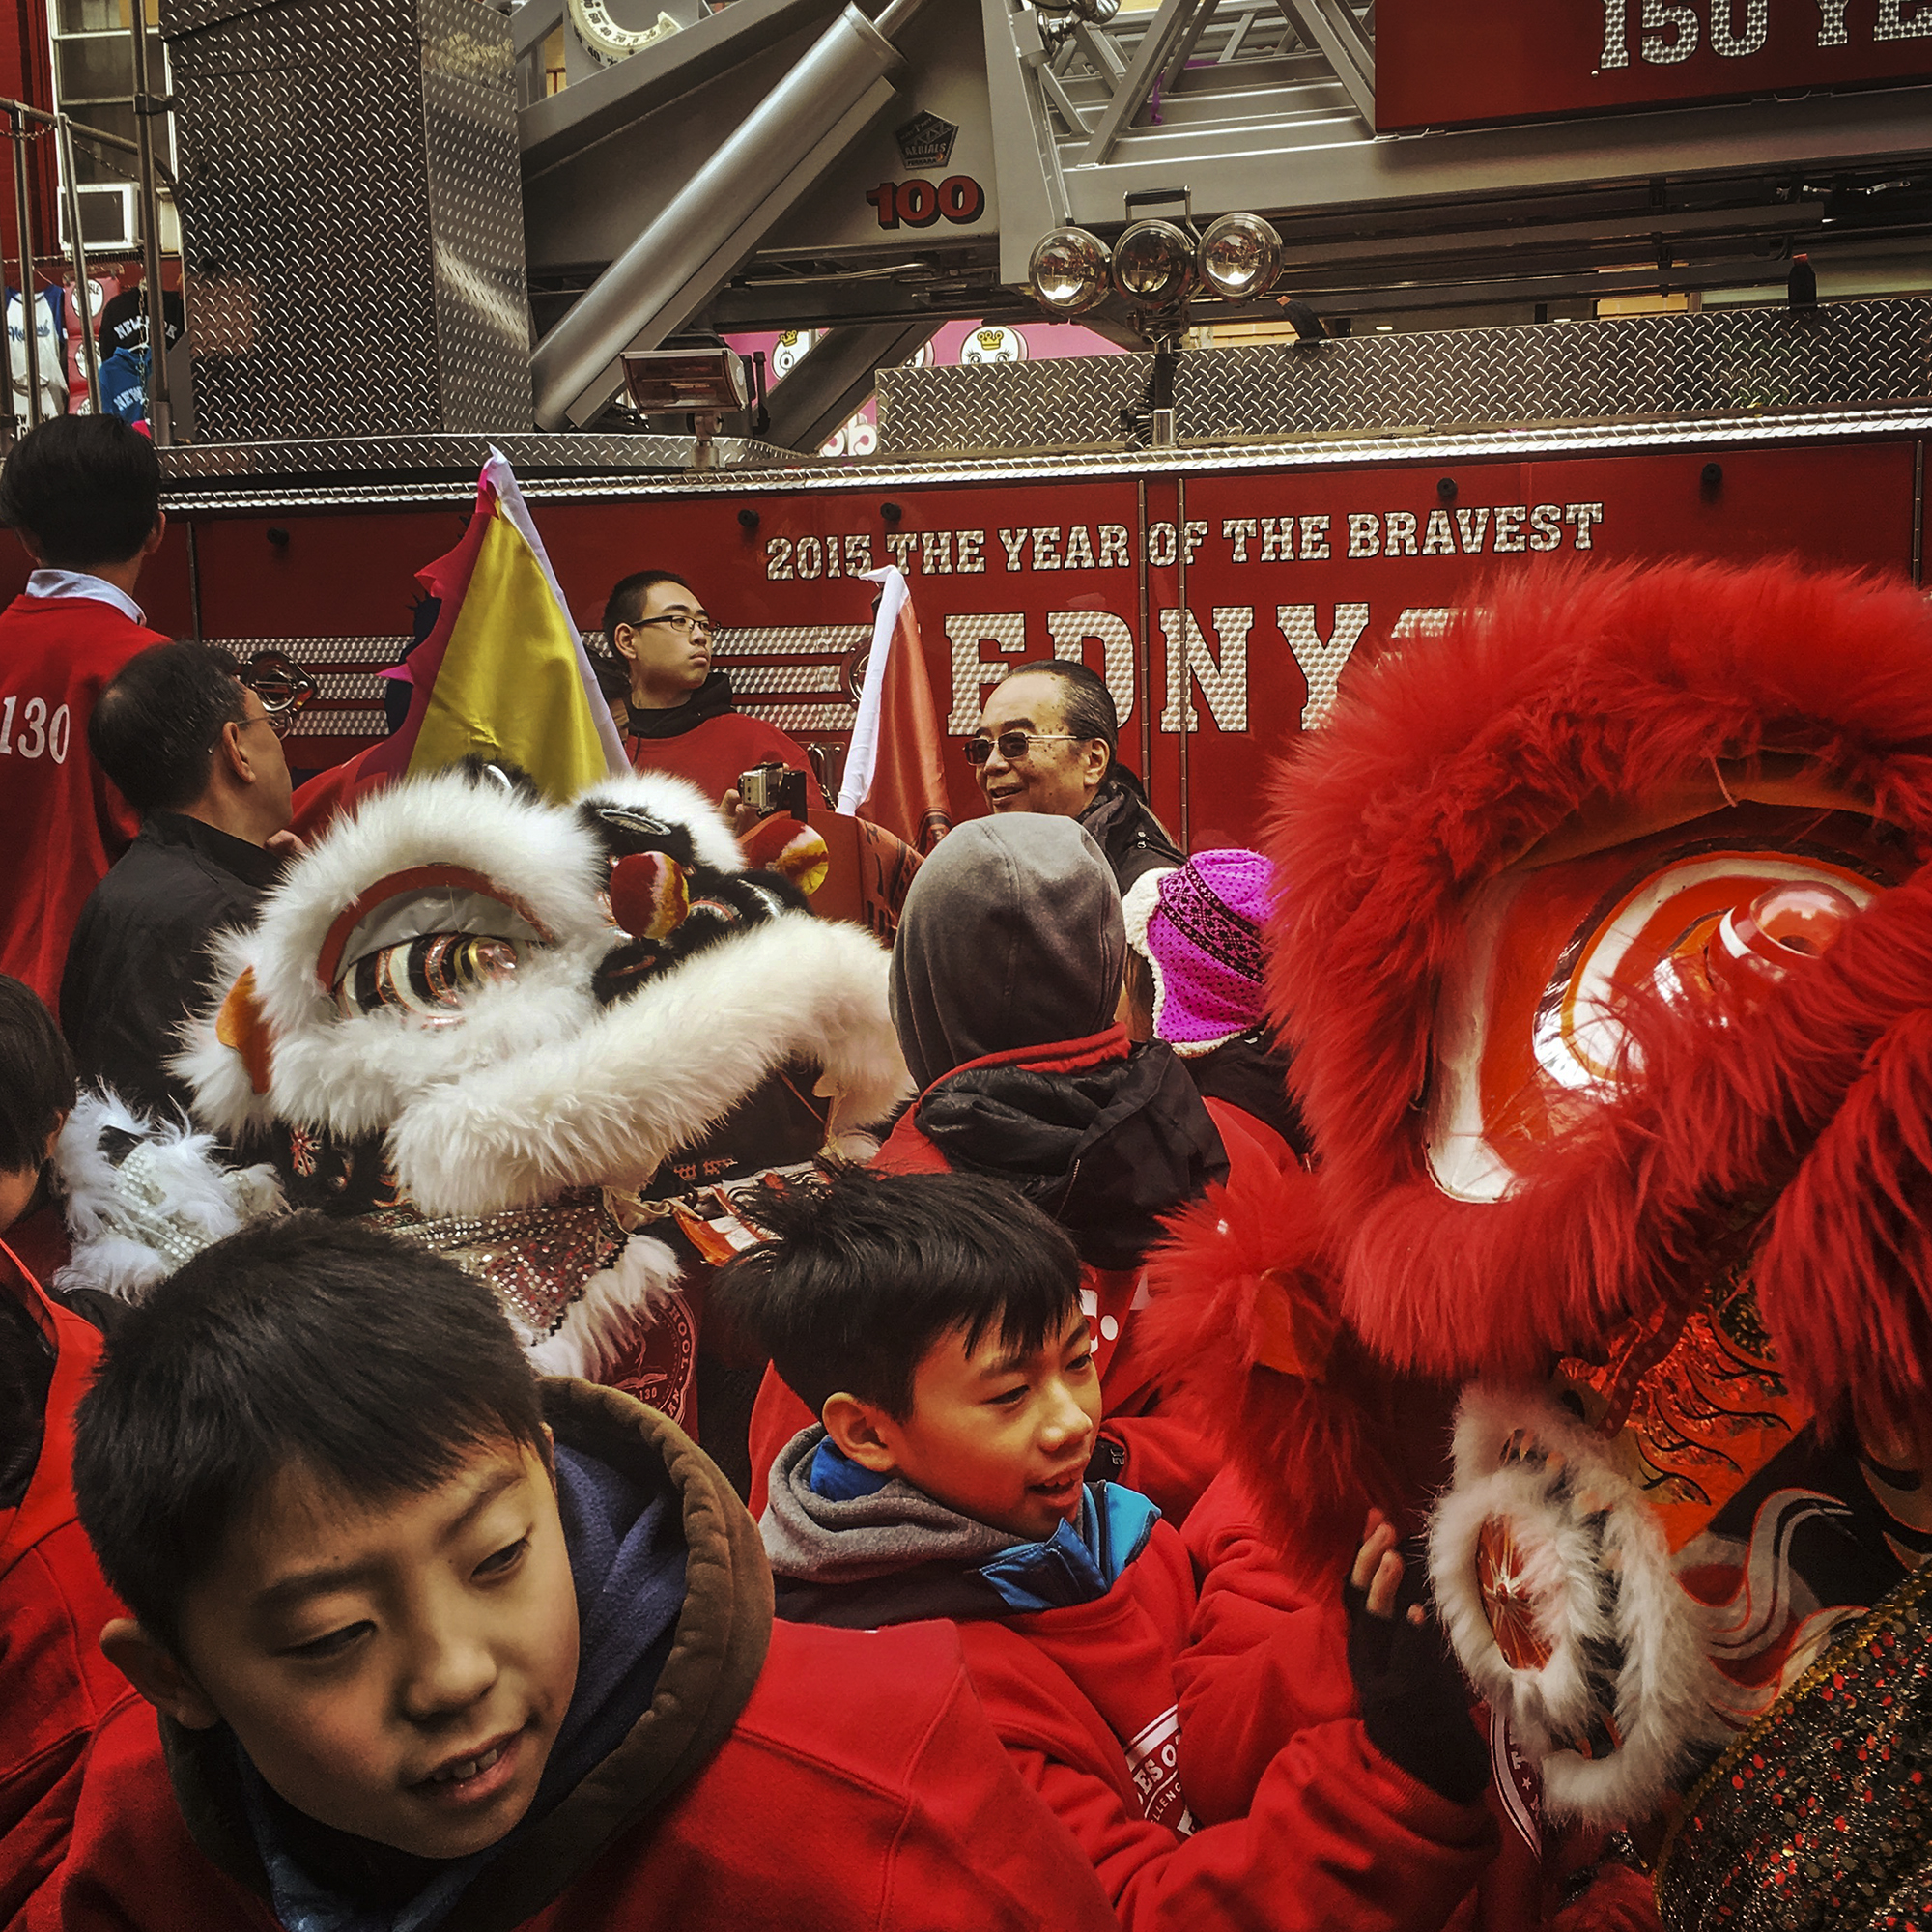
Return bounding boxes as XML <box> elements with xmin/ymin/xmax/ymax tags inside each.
<box><xmin>0</xmin><ymin>593</ymin><xmax>159</xmax><ymax>1009</ymax></box>
<box><xmin>768</xmin><ymin>1453</ymin><xmax>1497</xmax><ymax>1932</ymax></box>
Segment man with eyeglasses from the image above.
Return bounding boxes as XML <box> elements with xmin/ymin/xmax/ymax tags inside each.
<box><xmin>970</xmin><ymin>661</ymin><xmax>1180</xmax><ymax>893</ymax></box>
<box><xmin>0</xmin><ymin>414</ymin><xmax>171</xmax><ymax>1012</ymax></box>
<box><xmin>60</xmin><ymin>641</ymin><xmax>303</xmax><ymax>1126</ymax></box>
<box><xmin>604</xmin><ymin>568</ymin><xmax>809</xmax><ymax>830</ymax></box>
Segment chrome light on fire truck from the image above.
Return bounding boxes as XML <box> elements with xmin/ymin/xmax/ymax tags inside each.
<box><xmin>618</xmin><ymin>346</ymin><xmax>750</xmax><ymax>415</ymax></box>
<box><xmin>1111</xmin><ymin>219</ymin><xmax>1196</xmax><ymax>306</ymax></box>
<box><xmin>1028</xmin><ymin>228</ymin><xmax>1113</xmax><ymax>316</ymax></box>
<box><xmin>619</xmin><ymin>347</ymin><xmax>751</xmax><ymax>471</ymax></box>
<box><xmin>1198</xmin><ymin>212</ymin><xmax>1283</xmax><ymax>300</ymax></box>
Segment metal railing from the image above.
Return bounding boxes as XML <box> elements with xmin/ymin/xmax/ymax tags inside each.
<box><xmin>3</xmin><ymin>56</ymin><xmax>174</xmax><ymax>440</ymax></box>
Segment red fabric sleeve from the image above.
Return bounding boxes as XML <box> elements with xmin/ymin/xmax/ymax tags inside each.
<box><xmin>0</xmin><ymin>1536</ymin><xmax>135</xmax><ymax>1928</ymax></box>
<box><xmin>290</xmin><ymin>745</ymin><xmax>389</xmax><ymax>841</ymax></box>
<box><xmin>869</xmin><ymin>1658</ymin><xmax>1123</xmax><ymax>1932</ymax></box>
<box><xmin>19</xmin><ymin>1699</ymin><xmax>275</xmax><ymax>1932</ymax></box>
<box><xmin>870</xmin><ymin>1109</ymin><xmax>950</xmax><ymax>1174</ymax></box>
<box><xmin>1201</xmin><ymin>1096</ymin><xmax>1296</xmax><ymax>1175</ymax></box>
<box><xmin>0</xmin><ymin>1251</ymin><xmax>128</xmax><ymax>1928</ymax></box>
<box><xmin>1170</xmin><ymin>1469</ymin><xmax>1358</xmax><ymax>1826</ymax></box>
<box><xmin>1009</xmin><ymin>1717</ymin><xmax>1495</xmax><ymax>1932</ymax></box>
<box><xmin>94</xmin><ymin>763</ymin><xmax>138</xmax><ymax>856</ymax></box>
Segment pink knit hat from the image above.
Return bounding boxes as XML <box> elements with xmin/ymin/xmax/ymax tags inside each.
<box><xmin>1121</xmin><ymin>848</ymin><xmax>1278</xmax><ymax>1054</ymax></box>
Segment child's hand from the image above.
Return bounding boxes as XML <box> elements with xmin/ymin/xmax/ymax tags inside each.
<box><xmin>1350</xmin><ymin>1510</ymin><xmax>1420</xmax><ymax>1625</ymax></box>
<box><xmin>1343</xmin><ymin>1510</ymin><xmax>1492</xmax><ymax>1805</ymax></box>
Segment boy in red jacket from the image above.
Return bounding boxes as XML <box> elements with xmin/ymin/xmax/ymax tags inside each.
<box><xmin>33</xmin><ymin>1213</ymin><xmax>1118</xmax><ymax>1932</ymax></box>
<box><xmin>719</xmin><ymin>1164</ymin><xmax>1500</xmax><ymax>1932</ymax></box>
<box><xmin>0</xmin><ymin>975</ymin><xmax>128</xmax><ymax>1923</ymax></box>
<box><xmin>0</xmin><ymin>414</ymin><xmax>170</xmax><ymax>1010</ymax></box>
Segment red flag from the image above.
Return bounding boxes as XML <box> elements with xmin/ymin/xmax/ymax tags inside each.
<box><xmin>838</xmin><ymin>567</ymin><xmax>953</xmax><ymax>853</ymax></box>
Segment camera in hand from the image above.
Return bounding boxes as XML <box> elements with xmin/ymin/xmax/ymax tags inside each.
<box><xmin>738</xmin><ymin>761</ymin><xmax>809</xmax><ymax>822</ymax></box>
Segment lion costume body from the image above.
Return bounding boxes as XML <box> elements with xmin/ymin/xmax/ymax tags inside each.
<box><xmin>60</xmin><ymin>762</ymin><xmax>909</xmax><ymax>1432</ymax></box>
<box><xmin>1146</xmin><ymin>557</ymin><xmax>1932</xmax><ymax>1928</ymax></box>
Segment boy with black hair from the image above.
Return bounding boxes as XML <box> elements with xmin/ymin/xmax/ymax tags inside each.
<box><xmin>0</xmin><ymin>974</ymin><xmax>128</xmax><ymax>1924</ymax></box>
<box><xmin>0</xmin><ymin>413</ymin><xmax>170</xmax><ymax>1009</ymax></box>
<box><xmin>30</xmin><ymin>1212</ymin><xmax>1118</xmax><ymax>1932</ymax></box>
<box><xmin>719</xmin><ymin>1165</ymin><xmax>1498</xmax><ymax>1932</ymax></box>
<box><xmin>746</xmin><ymin>814</ymin><xmax>1251</xmax><ymax>1525</ymax></box>
<box><xmin>601</xmin><ymin>566</ymin><xmax>808</xmax><ymax>821</ymax></box>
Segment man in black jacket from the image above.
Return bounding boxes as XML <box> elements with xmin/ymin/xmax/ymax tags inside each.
<box><xmin>969</xmin><ymin>660</ymin><xmax>1180</xmax><ymax>894</ymax></box>
<box><xmin>61</xmin><ymin>642</ymin><xmax>297</xmax><ymax>1123</ymax></box>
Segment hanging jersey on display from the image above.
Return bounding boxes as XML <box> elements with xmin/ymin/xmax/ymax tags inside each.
<box><xmin>94</xmin><ymin>287</ymin><xmax>184</xmax><ymax>361</ymax></box>
<box><xmin>99</xmin><ymin>347</ymin><xmax>148</xmax><ymax>425</ymax></box>
<box><xmin>6</xmin><ymin>289</ymin><xmax>68</xmax><ymax>422</ymax></box>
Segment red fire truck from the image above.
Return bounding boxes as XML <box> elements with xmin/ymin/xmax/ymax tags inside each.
<box><xmin>4</xmin><ymin>320</ymin><xmax>1922</xmax><ymax>857</ymax></box>
<box><xmin>1</xmin><ymin>0</ymin><xmax>1926</xmax><ymax>854</ymax></box>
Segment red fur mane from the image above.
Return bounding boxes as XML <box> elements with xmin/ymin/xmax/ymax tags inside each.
<box><xmin>1269</xmin><ymin>556</ymin><xmax>1932</xmax><ymax>1436</ymax></box>
<box><xmin>1144</xmin><ymin>557</ymin><xmax>1932</xmax><ymax>1555</ymax></box>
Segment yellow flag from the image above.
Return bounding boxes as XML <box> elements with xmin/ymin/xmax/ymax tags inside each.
<box><xmin>397</xmin><ymin>449</ymin><xmax>625</xmax><ymax>800</ymax></box>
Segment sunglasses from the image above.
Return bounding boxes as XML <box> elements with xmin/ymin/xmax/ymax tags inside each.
<box><xmin>233</xmin><ymin>649</ymin><xmax>318</xmax><ymax>734</ymax></box>
<box><xmin>963</xmin><ymin>731</ymin><xmax>1087</xmax><ymax>767</ymax></box>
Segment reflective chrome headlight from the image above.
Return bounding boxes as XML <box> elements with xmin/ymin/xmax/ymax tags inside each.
<box><xmin>1198</xmin><ymin>212</ymin><xmax>1283</xmax><ymax>300</ymax></box>
<box><xmin>1110</xmin><ymin>219</ymin><xmax>1195</xmax><ymax>305</ymax></box>
<box><xmin>1028</xmin><ymin>227</ymin><xmax>1113</xmax><ymax>317</ymax></box>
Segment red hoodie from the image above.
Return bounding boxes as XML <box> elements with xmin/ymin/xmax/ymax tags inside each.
<box><xmin>0</xmin><ymin>1242</ymin><xmax>128</xmax><ymax>1926</ymax></box>
<box><xmin>766</xmin><ymin>1453</ymin><xmax>1497</xmax><ymax>1932</ymax></box>
<box><xmin>0</xmin><ymin>592</ymin><xmax>161</xmax><ymax>1010</ymax></box>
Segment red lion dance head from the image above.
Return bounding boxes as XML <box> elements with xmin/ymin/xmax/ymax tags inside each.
<box><xmin>1148</xmin><ymin>556</ymin><xmax>1932</xmax><ymax>1916</ymax></box>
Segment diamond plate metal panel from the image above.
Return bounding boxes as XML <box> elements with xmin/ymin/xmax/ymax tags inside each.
<box><xmin>712</xmin><ymin>622</ymin><xmax>867</xmax><ymax>714</ymax></box>
<box><xmin>161</xmin><ymin>0</ymin><xmax>530</xmax><ymax>442</ymax></box>
<box><xmin>880</xmin><ymin>352</ymin><xmax>1152</xmax><ymax>454</ymax></box>
<box><xmin>879</xmin><ymin>298</ymin><xmax>1932</xmax><ymax>452</ymax></box>
<box><xmin>744</xmin><ymin>702</ymin><xmax>862</xmax><ymax>733</ymax></box>
<box><xmin>156</xmin><ymin>430</ymin><xmax>807</xmax><ymax>482</ymax></box>
<box><xmin>420</xmin><ymin>0</ymin><xmax>532</xmax><ymax>430</ymax></box>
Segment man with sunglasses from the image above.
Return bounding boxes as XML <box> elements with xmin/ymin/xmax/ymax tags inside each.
<box><xmin>971</xmin><ymin>662</ymin><xmax>1180</xmax><ymax>893</ymax></box>
<box><xmin>59</xmin><ymin>642</ymin><xmax>303</xmax><ymax>1126</ymax></box>
<box><xmin>0</xmin><ymin>415</ymin><xmax>171</xmax><ymax>1013</ymax></box>
<box><xmin>605</xmin><ymin>568</ymin><xmax>809</xmax><ymax>829</ymax></box>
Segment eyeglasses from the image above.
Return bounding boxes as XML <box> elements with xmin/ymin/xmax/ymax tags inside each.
<box><xmin>963</xmin><ymin>731</ymin><xmax>1087</xmax><ymax>766</ymax></box>
<box><xmin>235</xmin><ymin>649</ymin><xmax>317</xmax><ymax>736</ymax></box>
<box><xmin>632</xmin><ymin>612</ymin><xmax>713</xmax><ymax>639</ymax></box>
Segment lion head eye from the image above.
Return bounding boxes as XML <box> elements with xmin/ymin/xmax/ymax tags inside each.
<box><xmin>332</xmin><ymin>933</ymin><xmax>522</xmax><ymax>1025</ymax></box>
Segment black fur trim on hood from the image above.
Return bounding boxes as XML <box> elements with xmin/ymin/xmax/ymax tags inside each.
<box><xmin>913</xmin><ymin>1039</ymin><xmax>1227</xmax><ymax>1270</ymax></box>
<box><xmin>620</xmin><ymin>671</ymin><xmax>736</xmax><ymax>742</ymax></box>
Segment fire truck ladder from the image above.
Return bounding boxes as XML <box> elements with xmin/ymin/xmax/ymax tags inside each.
<box><xmin>518</xmin><ymin>0</ymin><xmax>1931</xmax><ymax>443</ymax></box>
<box><xmin>520</xmin><ymin>0</ymin><xmax>1378</xmax><ymax>437</ymax></box>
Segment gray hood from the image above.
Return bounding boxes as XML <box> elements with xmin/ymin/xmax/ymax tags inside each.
<box><xmin>890</xmin><ymin>815</ymin><xmax>1126</xmax><ymax>1094</ymax></box>
<box><xmin>760</xmin><ymin>1426</ymin><xmax>1022</xmax><ymax>1584</ymax></box>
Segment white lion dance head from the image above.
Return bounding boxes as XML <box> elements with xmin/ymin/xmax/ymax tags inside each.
<box><xmin>68</xmin><ymin>761</ymin><xmax>908</xmax><ymax>1422</ymax></box>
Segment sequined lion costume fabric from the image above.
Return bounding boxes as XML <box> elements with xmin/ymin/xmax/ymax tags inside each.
<box><xmin>1143</xmin><ymin>557</ymin><xmax>1932</xmax><ymax>1929</ymax></box>
<box><xmin>66</xmin><ymin>761</ymin><xmax>908</xmax><ymax>1432</ymax></box>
